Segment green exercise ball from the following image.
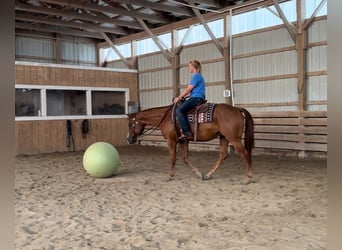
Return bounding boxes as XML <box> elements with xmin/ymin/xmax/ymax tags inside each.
<box><xmin>83</xmin><ymin>142</ymin><xmax>120</xmax><ymax>178</ymax></box>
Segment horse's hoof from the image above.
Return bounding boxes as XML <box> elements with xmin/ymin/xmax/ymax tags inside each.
<box><xmin>202</xmin><ymin>174</ymin><xmax>212</xmax><ymax>181</ymax></box>
<box><xmin>241</xmin><ymin>179</ymin><xmax>251</xmax><ymax>185</ymax></box>
<box><xmin>164</xmin><ymin>177</ymin><xmax>173</xmax><ymax>182</ymax></box>
<box><xmin>195</xmin><ymin>171</ymin><xmax>203</xmax><ymax>179</ymax></box>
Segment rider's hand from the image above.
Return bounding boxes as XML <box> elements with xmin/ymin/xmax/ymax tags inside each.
<box><xmin>173</xmin><ymin>96</ymin><xmax>180</xmax><ymax>104</ymax></box>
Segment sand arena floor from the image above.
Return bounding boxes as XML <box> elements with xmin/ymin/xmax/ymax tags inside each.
<box><xmin>15</xmin><ymin>145</ymin><xmax>327</xmax><ymax>249</ymax></box>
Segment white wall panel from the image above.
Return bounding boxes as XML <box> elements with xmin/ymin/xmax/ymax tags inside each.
<box><xmin>138</xmin><ymin>53</ymin><xmax>173</xmax><ymax>109</ymax></box>
<box><xmin>108</xmin><ymin>60</ymin><xmax>128</xmax><ymax>69</ymax></box>
<box><xmin>203</xmin><ymin>62</ymin><xmax>225</xmax><ymax>83</ymax></box>
<box><xmin>179</xmin><ymin>61</ymin><xmax>224</xmax><ymax>84</ymax></box>
<box><xmin>233</xmin><ymin>79</ymin><xmax>297</xmax><ymax>108</ymax></box>
<box><xmin>307</xmin><ymin>75</ymin><xmax>327</xmax><ymax>101</ymax></box>
<box><xmin>139</xmin><ymin>70</ymin><xmax>172</xmax><ymax>89</ymax></box>
<box><xmin>179</xmin><ymin>66</ymin><xmax>191</xmax><ymax>85</ymax></box>
<box><xmin>232</xmin><ymin>27</ymin><xmax>294</xmax><ymax>55</ymax></box>
<box><xmin>139</xmin><ymin>90</ymin><xmax>173</xmax><ymax>109</ymax></box>
<box><xmin>306</xmin><ymin>46</ymin><xmax>327</xmax><ymax>72</ymax></box>
<box><xmin>15</xmin><ymin>57</ymin><xmax>56</xmax><ymax>63</ymax></box>
<box><xmin>60</xmin><ymin>41</ymin><xmax>96</xmax><ymax>65</ymax></box>
<box><xmin>306</xmin><ymin>105</ymin><xmax>327</xmax><ymax>111</ymax></box>
<box><xmin>16</xmin><ymin>36</ymin><xmax>55</xmax><ymax>59</ymax></box>
<box><xmin>246</xmin><ymin>105</ymin><xmax>298</xmax><ymax>112</ymax></box>
<box><xmin>138</xmin><ymin>53</ymin><xmax>170</xmax><ymax>71</ymax></box>
<box><xmin>78</xmin><ymin>43</ymin><xmax>96</xmax><ymax>62</ymax></box>
<box><xmin>233</xmin><ymin>51</ymin><xmax>297</xmax><ymax>79</ymax></box>
<box><xmin>206</xmin><ymin>85</ymin><xmax>226</xmax><ymax>103</ymax></box>
<box><xmin>180</xmin><ymin>43</ymin><xmax>222</xmax><ymax>64</ymax></box>
<box><xmin>307</xmin><ymin>19</ymin><xmax>327</xmax><ymax>43</ymax></box>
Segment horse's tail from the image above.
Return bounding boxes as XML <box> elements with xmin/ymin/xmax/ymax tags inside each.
<box><xmin>240</xmin><ymin>108</ymin><xmax>255</xmax><ymax>160</ymax></box>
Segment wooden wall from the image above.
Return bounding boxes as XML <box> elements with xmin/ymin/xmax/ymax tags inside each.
<box><xmin>15</xmin><ymin>119</ymin><xmax>128</xmax><ymax>155</ymax></box>
<box><xmin>15</xmin><ymin>63</ymin><xmax>138</xmax><ymax>89</ymax></box>
<box><xmin>138</xmin><ymin>110</ymin><xmax>327</xmax><ymax>158</ymax></box>
<box><xmin>15</xmin><ymin>63</ymin><xmax>138</xmax><ymax>155</ymax></box>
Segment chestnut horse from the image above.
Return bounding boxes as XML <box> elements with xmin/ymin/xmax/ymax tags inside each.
<box><xmin>127</xmin><ymin>103</ymin><xmax>254</xmax><ymax>183</ymax></box>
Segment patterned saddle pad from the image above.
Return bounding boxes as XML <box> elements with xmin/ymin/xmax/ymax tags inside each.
<box><xmin>187</xmin><ymin>103</ymin><xmax>216</xmax><ymax>124</ymax></box>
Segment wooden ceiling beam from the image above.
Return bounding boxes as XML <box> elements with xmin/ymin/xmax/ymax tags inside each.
<box><xmin>15</xmin><ymin>22</ymin><xmax>103</xmax><ymax>39</ymax></box>
<box><xmin>271</xmin><ymin>0</ymin><xmax>296</xmax><ymax>42</ymax></box>
<box><xmin>190</xmin><ymin>0</ymin><xmax>221</xmax><ymax>8</ymax></box>
<box><xmin>36</xmin><ymin>0</ymin><xmax>170</xmax><ymax>23</ymax></box>
<box><xmin>15</xmin><ymin>2</ymin><xmax>143</xmax><ymax>30</ymax></box>
<box><xmin>126</xmin><ymin>4</ymin><xmax>172</xmax><ymax>64</ymax></box>
<box><xmin>16</xmin><ymin>13</ymin><xmax>128</xmax><ymax>35</ymax></box>
<box><xmin>111</xmin><ymin>0</ymin><xmax>193</xmax><ymax>16</ymax></box>
<box><xmin>303</xmin><ymin>0</ymin><xmax>326</xmax><ymax>30</ymax></box>
<box><xmin>99</xmin><ymin>31</ymin><xmax>133</xmax><ymax>68</ymax></box>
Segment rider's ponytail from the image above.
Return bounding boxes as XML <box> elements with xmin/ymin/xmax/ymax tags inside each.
<box><xmin>189</xmin><ymin>60</ymin><xmax>202</xmax><ymax>74</ymax></box>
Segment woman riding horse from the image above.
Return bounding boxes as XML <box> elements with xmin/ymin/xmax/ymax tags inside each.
<box><xmin>173</xmin><ymin>60</ymin><xmax>206</xmax><ymax>141</ymax></box>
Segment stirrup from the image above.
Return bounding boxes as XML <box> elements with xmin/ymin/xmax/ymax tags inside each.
<box><xmin>178</xmin><ymin>132</ymin><xmax>192</xmax><ymax>142</ymax></box>
<box><xmin>178</xmin><ymin>134</ymin><xmax>187</xmax><ymax>141</ymax></box>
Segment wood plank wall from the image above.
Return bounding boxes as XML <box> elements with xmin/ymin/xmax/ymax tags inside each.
<box><xmin>15</xmin><ymin>64</ymin><xmax>138</xmax><ymax>155</ymax></box>
<box><xmin>138</xmin><ymin>110</ymin><xmax>327</xmax><ymax>158</ymax></box>
<box><xmin>15</xmin><ymin>119</ymin><xmax>128</xmax><ymax>155</ymax></box>
<box><xmin>15</xmin><ymin>64</ymin><xmax>138</xmax><ymax>89</ymax></box>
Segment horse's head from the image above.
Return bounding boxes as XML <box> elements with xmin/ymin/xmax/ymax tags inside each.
<box><xmin>127</xmin><ymin>113</ymin><xmax>145</xmax><ymax>144</ymax></box>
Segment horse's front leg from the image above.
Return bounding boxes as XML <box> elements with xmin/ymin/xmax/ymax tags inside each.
<box><xmin>167</xmin><ymin>139</ymin><xmax>177</xmax><ymax>179</ymax></box>
<box><xmin>179</xmin><ymin>141</ymin><xmax>203</xmax><ymax>179</ymax></box>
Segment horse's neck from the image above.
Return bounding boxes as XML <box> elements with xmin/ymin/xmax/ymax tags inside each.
<box><xmin>138</xmin><ymin>106</ymin><xmax>171</xmax><ymax>125</ymax></box>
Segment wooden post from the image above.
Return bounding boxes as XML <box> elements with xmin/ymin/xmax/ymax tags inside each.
<box><xmin>223</xmin><ymin>13</ymin><xmax>232</xmax><ymax>105</ymax></box>
<box><xmin>55</xmin><ymin>33</ymin><xmax>61</xmax><ymax>64</ymax></box>
<box><xmin>172</xmin><ymin>30</ymin><xmax>181</xmax><ymax>98</ymax></box>
<box><xmin>130</xmin><ymin>40</ymin><xmax>138</xmax><ymax>70</ymax></box>
<box><xmin>172</xmin><ymin>53</ymin><xmax>180</xmax><ymax>98</ymax></box>
<box><xmin>296</xmin><ymin>0</ymin><xmax>307</xmax><ymax>158</ymax></box>
<box><xmin>296</xmin><ymin>0</ymin><xmax>307</xmax><ymax>112</ymax></box>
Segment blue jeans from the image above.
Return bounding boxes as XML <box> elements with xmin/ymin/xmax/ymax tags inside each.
<box><xmin>176</xmin><ymin>97</ymin><xmax>204</xmax><ymax>135</ymax></box>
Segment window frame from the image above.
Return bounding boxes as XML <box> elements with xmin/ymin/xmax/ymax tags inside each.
<box><xmin>15</xmin><ymin>84</ymin><xmax>130</xmax><ymax>121</ymax></box>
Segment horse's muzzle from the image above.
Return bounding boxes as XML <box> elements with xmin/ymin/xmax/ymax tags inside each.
<box><xmin>127</xmin><ymin>136</ymin><xmax>137</xmax><ymax>144</ymax></box>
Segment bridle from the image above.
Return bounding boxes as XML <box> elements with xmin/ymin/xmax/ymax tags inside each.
<box><xmin>129</xmin><ymin>105</ymin><xmax>172</xmax><ymax>137</ymax></box>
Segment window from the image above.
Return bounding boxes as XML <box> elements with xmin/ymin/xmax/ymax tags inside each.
<box><xmin>177</xmin><ymin>19</ymin><xmax>224</xmax><ymax>46</ymax></box>
<box><xmin>46</xmin><ymin>90</ymin><xmax>86</xmax><ymax>116</ymax></box>
<box><xmin>15</xmin><ymin>85</ymin><xmax>129</xmax><ymax>120</ymax></box>
<box><xmin>15</xmin><ymin>88</ymin><xmax>41</xmax><ymax>116</ymax></box>
<box><xmin>232</xmin><ymin>0</ymin><xmax>327</xmax><ymax>35</ymax></box>
<box><xmin>92</xmin><ymin>91</ymin><xmax>125</xmax><ymax>115</ymax></box>
<box><xmin>136</xmin><ymin>33</ymin><xmax>171</xmax><ymax>55</ymax></box>
<box><xmin>99</xmin><ymin>42</ymin><xmax>132</xmax><ymax>63</ymax></box>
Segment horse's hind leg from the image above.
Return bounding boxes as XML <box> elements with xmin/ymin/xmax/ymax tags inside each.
<box><xmin>231</xmin><ymin>139</ymin><xmax>252</xmax><ymax>184</ymax></box>
<box><xmin>179</xmin><ymin>141</ymin><xmax>203</xmax><ymax>179</ymax></box>
<box><xmin>204</xmin><ymin>136</ymin><xmax>229</xmax><ymax>179</ymax></box>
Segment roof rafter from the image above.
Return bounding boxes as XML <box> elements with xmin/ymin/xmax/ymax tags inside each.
<box><xmin>15</xmin><ymin>2</ymin><xmax>143</xmax><ymax>30</ymax></box>
<box><xmin>15</xmin><ymin>21</ymin><xmax>103</xmax><ymax>39</ymax></box>
<box><xmin>110</xmin><ymin>0</ymin><xmax>193</xmax><ymax>16</ymax></box>
<box><xmin>16</xmin><ymin>13</ymin><xmax>128</xmax><ymax>35</ymax></box>
<box><xmin>100</xmin><ymin>31</ymin><xmax>133</xmax><ymax>68</ymax></box>
<box><xmin>15</xmin><ymin>0</ymin><xmax>292</xmax><ymax>41</ymax></box>
<box><xmin>126</xmin><ymin>4</ymin><xmax>172</xmax><ymax>64</ymax></box>
<box><xmin>36</xmin><ymin>0</ymin><xmax>170</xmax><ymax>23</ymax></box>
